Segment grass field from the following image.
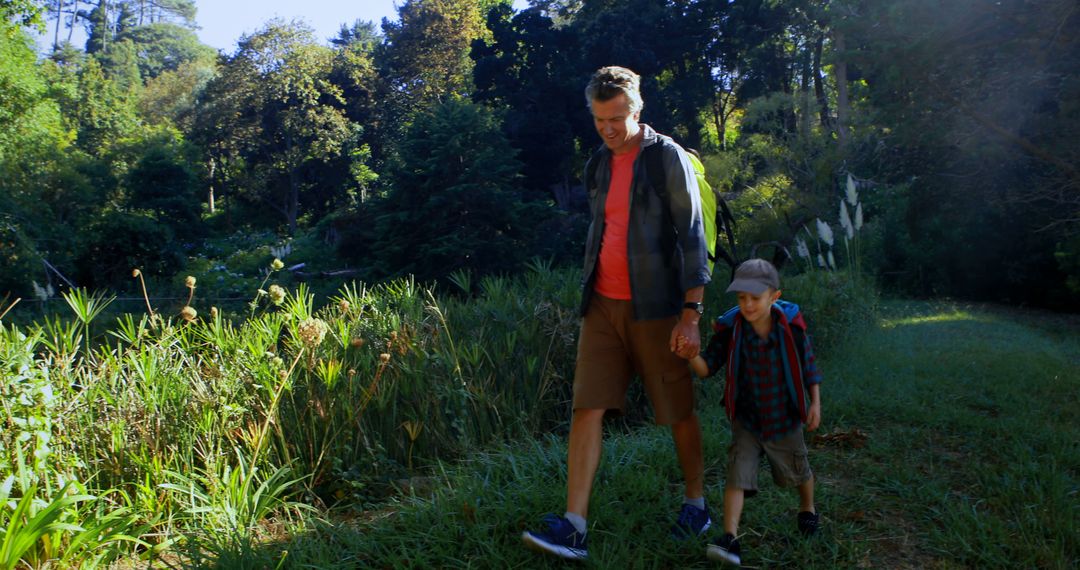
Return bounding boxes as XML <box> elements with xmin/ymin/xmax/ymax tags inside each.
<box><xmin>205</xmin><ymin>300</ymin><xmax>1078</xmax><ymax>569</ymax></box>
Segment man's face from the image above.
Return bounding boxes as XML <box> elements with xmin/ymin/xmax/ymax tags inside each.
<box><xmin>590</xmin><ymin>93</ymin><xmax>641</xmax><ymax>155</ymax></box>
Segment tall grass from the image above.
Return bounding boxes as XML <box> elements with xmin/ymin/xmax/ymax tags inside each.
<box><xmin>0</xmin><ymin>261</ymin><xmax>583</xmax><ymax>565</ymax></box>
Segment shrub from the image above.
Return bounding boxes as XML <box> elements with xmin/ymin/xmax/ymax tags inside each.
<box><xmin>780</xmin><ymin>269</ymin><xmax>879</xmax><ymax>356</ymax></box>
<box><xmin>75</xmin><ymin>211</ymin><xmax>184</xmax><ymax>288</ymax></box>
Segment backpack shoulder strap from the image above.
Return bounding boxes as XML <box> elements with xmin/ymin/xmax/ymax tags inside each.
<box><xmin>776</xmin><ymin>300</ymin><xmax>809</xmax><ymax>368</ymax></box>
<box><xmin>642</xmin><ymin>141</ymin><xmax>667</xmax><ymax>199</ymax></box>
<box><xmin>584</xmin><ymin>144</ymin><xmax>606</xmax><ymax>194</ymax></box>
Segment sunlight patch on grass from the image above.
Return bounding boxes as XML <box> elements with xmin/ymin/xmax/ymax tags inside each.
<box><xmin>880</xmin><ymin>310</ymin><xmax>985</xmax><ymax>328</ymax></box>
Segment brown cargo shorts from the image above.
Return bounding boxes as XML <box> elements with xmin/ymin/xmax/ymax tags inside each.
<box><xmin>572</xmin><ymin>294</ymin><xmax>694</xmax><ymax>425</ymax></box>
<box><xmin>726</xmin><ymin>419</ymin><xmax>813</xmax><ymax>492</ymax></box>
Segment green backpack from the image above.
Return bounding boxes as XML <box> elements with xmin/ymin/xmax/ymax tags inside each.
<box><xmin>585</xmin><ymin>143</ymin><xmax>738</xmax><ymax>276</ymax></box>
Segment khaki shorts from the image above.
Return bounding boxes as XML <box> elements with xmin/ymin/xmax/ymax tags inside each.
<box><xmin>726</xmin><ymin>420</ymin><xmax>813</xmax><ymax>492</ymax></box>
<box><xmin>572</xmin><ymin>294</ymin><xmax>694</xmax><ymax>425</ymax></box>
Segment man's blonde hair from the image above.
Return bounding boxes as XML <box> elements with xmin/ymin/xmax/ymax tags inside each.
<box><xmin>585</xmin><ymin>66</ymin><xmax>643</xmax><ymax>114</ymax></box>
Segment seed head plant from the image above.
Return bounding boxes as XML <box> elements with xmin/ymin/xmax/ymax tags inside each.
<box><xmin>297</xmin><ymin>318</ymin><xmax>328</xmax><ymax>350</ymax></box>
<box><xmin>180</xmin><ymin>306</ymin><xmax>198</xmax><ymax>323</ymax></box>
<box><xmin>132</xmin><ymin>268</ymin><xmax>154</xmax><ymax>317</ymax></box>
<box><xmin>268</xmin><ymin>285</ymin><xmax>286</xmax><ymax>306</ymax></box>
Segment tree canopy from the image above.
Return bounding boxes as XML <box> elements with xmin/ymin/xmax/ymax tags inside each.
<box><xmin>0</xmin><ymin>0</ymin><xmax>1076</xmax><ymax>308</ymax></box>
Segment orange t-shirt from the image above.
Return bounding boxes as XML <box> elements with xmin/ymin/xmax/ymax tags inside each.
<box><xmin>593</xmin><ymin>146</ymin><xmax>640</xmax><ymax>300</ymax></box>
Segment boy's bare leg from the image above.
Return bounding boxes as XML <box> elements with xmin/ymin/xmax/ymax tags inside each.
<box><xmin>670</xmin><ymin>412</ymin><xmax>705</xmax><ymax>499</ymax></box>
<box><xmin>566</xmin><ymin>408</ymin><xmax>606</xmax><ymax>517</ymax></box>
<box><xmin>798</xmin><ymin>475</ymin><xmax>815</xmax><ymax>513</ymax></box>
<box><xmin>723</xmin><ymin>486</ymin><xmax>745</xmax><ymax>535</ymax></box>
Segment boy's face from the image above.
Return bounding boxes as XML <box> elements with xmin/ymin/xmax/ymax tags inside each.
<box><xmin>736</xmin><ymin>287</ymin><xmax>782</xmax><ymax>327</ymax></box>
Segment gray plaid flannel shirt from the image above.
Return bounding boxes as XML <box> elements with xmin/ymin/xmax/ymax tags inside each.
<box><xmin>579</xmin><ymin>124</ymin><xmax>711</xmax><ymax>320</ymax></box>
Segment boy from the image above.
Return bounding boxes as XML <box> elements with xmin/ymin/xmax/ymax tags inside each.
<box><xmin>679</xmin><ymin>258</ymin><xmax>823</xmax><ymax>566</ymax></box>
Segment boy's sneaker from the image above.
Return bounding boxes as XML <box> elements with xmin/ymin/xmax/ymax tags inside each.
<box><xmin>671</xmin><ymin>502</ymin><xmax>712</xmax><ymax>539</ymax></box>
<box><xmin>797</xmin><ymin>510</ymin><xmax>820</xmax><ymax>536</ymax></box>
<box><xmin>521</xmin><ymin>514</ymin><xmax>588</xmax><ymax>560</ymax></box>
<box><xmin>706</xmin><ymin>532</ymin><xmax>741</xmax><ymax>566</ymax></box>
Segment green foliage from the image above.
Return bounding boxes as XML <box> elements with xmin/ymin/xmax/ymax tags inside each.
<box><xmin>841</xmin><ymin>0</ymin><xmax>1080</xmax><ymax>307</ymax></box>
<box><xmin>125</xmin><ymin>127</ymin><xmax>202</xmax><ymax>238</ymax></box>
<box><xmin>76</xmin><ymin>210</ymin><xmax>185</xmax><ymax>288</ymax></box>
<box><xmin>0</xmin><ymin>0</ymin><xmax>45</xmax><ymax>32</ymax></box>
<box><xmin>471</xmin><ymin>3</ymin><xmax>584</xmax><ymax>197</ymax></box>
<box><xmin>0</xmin><ymin>27</ymin><xmax>69</xmax><ymax>164</ymax></box>
<box><xmin>0</xmin><ymin>262</ymin><xmax>585</xmax><ymax>559</ymax></box>
<box><xmin>118</xmin><ymin>22</ymin><xmax>216</xmax><ymax>80</ymax></box>
<box><xmin>376</xmin><ymin>0</ymin><xmax>489</xmax><ymax>123</ymax></box>
<box><xmin>364</xmin><ymin>97</ymin><xmax>563</xmax><ymax>281</ymax></box>
<box><xmin>0</xmin><ymin>325</ymin><xmax>143</xmax><ymax>568</ymax></box>
<box><xmin>779</xmin><ymin>270</ymin><xmax>879</xmax><ymax>356</ymax></box>
<box><xmin>192</xmin><ymin>20</ymin><xmax>354</xmax><ymax>233</ymax></box>
<box><xmin>0</xmin><ymin>217</ymin><xmax>40</xmax><ymax>296</ymax></box>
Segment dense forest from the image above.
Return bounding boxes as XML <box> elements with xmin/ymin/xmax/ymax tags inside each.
<box><xmin>2</xmin><ymin>0</ymin><xmax>1078</xmax><ymax>306</ymax></box>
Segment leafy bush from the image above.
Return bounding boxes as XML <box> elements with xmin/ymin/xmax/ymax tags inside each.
<box><xmin>780</xmin><ymin>269</ymin><xmax>879</xmax><ymax>356</ymax></box>
<box><xmin>75</xmin><ymin>211</ymin><xmax>185</xmax><ymax>288</ymax></box>
<box><xmin>365</xmin><ymin>97</ymin><xmax>566</xmax><ymax>282</ymax></box>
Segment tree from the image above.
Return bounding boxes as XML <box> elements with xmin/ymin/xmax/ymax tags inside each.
<box><xmin>81</xmin><ymin>0</ymin><xmax>211</xmax><ymax>81</ymax></box>
<box><xmin>471</xmin><ymin>4</ymin><xmax>585</xmax><ymax>205</ymax></box>
<box><xmin>71</xmin><ymin>56</ymin><xmax>140</xmax><ymax>153</ymax></box>
<box><xmin>192</xmin><ymin>20</ymin><xmax>354</xmax><ymax>233</ymax></box>
<box><xmin>375</xmin><ymin>0</ymin><xmax>493</xmax><ymax>129</ymax></box>
<box><xmin>1</xmin><ymin>0</ymin><xmax>46</xmax><ymax>32</ymax></box>
<box><xmin>839</xmin><ymin>0</ymin><xmax>1080</xmax><ymax>305</ymax></box>
<box><xmin>118</xmin><ymin>21</ymin><xmax>214</xmax><ymax>79</ymax></box>
<box><xmin>124</xmin><ymin>127</ymin><xmax>201</xmax><ymax>238</ymax></box>
<box><xmin>0</xmin><ymin>22</ymin><xmax>73</xmax><ymax>294</ymax></box>
<box><xmin>366</xmin><ymin>97</ymin><xmax>555</xmax><ymax>281</ymax></box>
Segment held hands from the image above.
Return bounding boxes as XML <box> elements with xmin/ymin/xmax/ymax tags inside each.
<box><xmin>675</xmin><ymin>334</ymin><xmax>711</xmax><ymax>378</ymax></box>
<box><xmin>675</xmin><ymin>334</ymin><xmax>688</xmax><ymax>352</ymax></box>
<box><xmin>669</xmin><ymin>324</ymin><xmax>700</xmax><ymax>359</ymax></box>
<box><xmin>805</xmin><ymin>400</ymin><xmax>822</xmax><ymax>432</ymax></box>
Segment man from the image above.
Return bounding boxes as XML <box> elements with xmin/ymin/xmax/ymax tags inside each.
<box><xmin>522</xmin><ymin>66</ymin><xmax>712</xmax><ymax>560</ymax></box>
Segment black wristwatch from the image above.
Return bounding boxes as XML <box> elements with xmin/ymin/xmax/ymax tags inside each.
<box><xmin>683</xmin><ymin>302</ymin><xmax>704</xmax><ymax>316</ymax></box>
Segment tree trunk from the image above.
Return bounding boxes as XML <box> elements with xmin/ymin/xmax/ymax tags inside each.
<box><xmin>286</xmin><ymin>133</ymin><xmax>299</xmax><ymax>234</ymax></box>
<box><xmin>813</xmin><ymin>34</ymin><xmax>832</xmax><ymax>132</ymax></box>
<box><xmin>781</xmin><ymin>44</ymin><xmax>797</xmax><ymax>134</ymax></box>
<box><xmin>101</xmin><ymin>0</ymin><xmax>108</xmax><ymax>53</ymax></box>
<box><xmin>800</xmin><ymin>39</ymin><xmax>813</xmax><ymax>138</ymax></box>
<box><xmin>53</xmin><ymin>0</ymin><xmax>62</xmax><ymax>50</ymax></box>
<box><xmin>67</xmin><ymin>0</ymin><xmax>78</xmax><ymax>44</ymax></box>
<box><xmin>712</xmin><ymin>95</ymin><xmax>724</xmax><ymax>151</ymax></box>
<box><xmin>834</xmin><ymin>30</ymin><xmax>851</xmax><ymax>150</ymax></box>
<box><xmin>207</xmin><ymin>157</ymin><xmax>216</xmax><ymax>214</ymax></box>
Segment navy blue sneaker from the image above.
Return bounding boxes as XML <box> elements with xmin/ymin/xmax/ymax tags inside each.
<box><xmin>522</xmin><ymin>514</ymin><xmax>588</xmax><ymax>560</ymax></box>
<box><xmin>671</xmin><ymin>502</ymin><xmax>712</xmax><ymax>539</ymax></box>
<box><xmin>798</xmin><ymin>510</ymin><xmax>820</xmax><ymax>536</ymax></box>
<box><xmin>706</xmin><ymin>532</ymin><xmax>741</xmax><ymax>566</ymax></box>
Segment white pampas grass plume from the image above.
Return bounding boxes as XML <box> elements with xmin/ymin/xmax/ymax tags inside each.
<box><xmin>816</xmin><ymin>218</ymin><xmax>835</xmax><ymax>247</ymax></box>
<box><xmin>855</xmin><ymin>202</ymin><xmax>864</xmax><ymax>231</ymax></box>
<box><xmin>32</xmin><ymin>281</ymin><xmax>54</xmax><ymax>300</ymax></box>
<box><xmin>827</xmin><ymin>250</ymin><xmax>836</xmax><ymax>269</ymax></box>
<box><xmin>796</xmin><ymin>237</ymin><xmax>811</xmax><ymax>259</ymax></box>
<box><xmin>840</xmin><ymin>201</ymin><xmax>854</xmax><ymax>240</ymax></box>
<box><xmin>817</xmin><ymin>253</ymin><xmax>827</xmax><ymax>268</ymax></box>
<box><xmin>270</xmin><ymin>242</ymin><xmax>292</xmax><ymax>260</ymax></box>
<box><xmin>846</xmin><ymin>173</ymin><xmax>858</xmax><ymax>206</ymax></box>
